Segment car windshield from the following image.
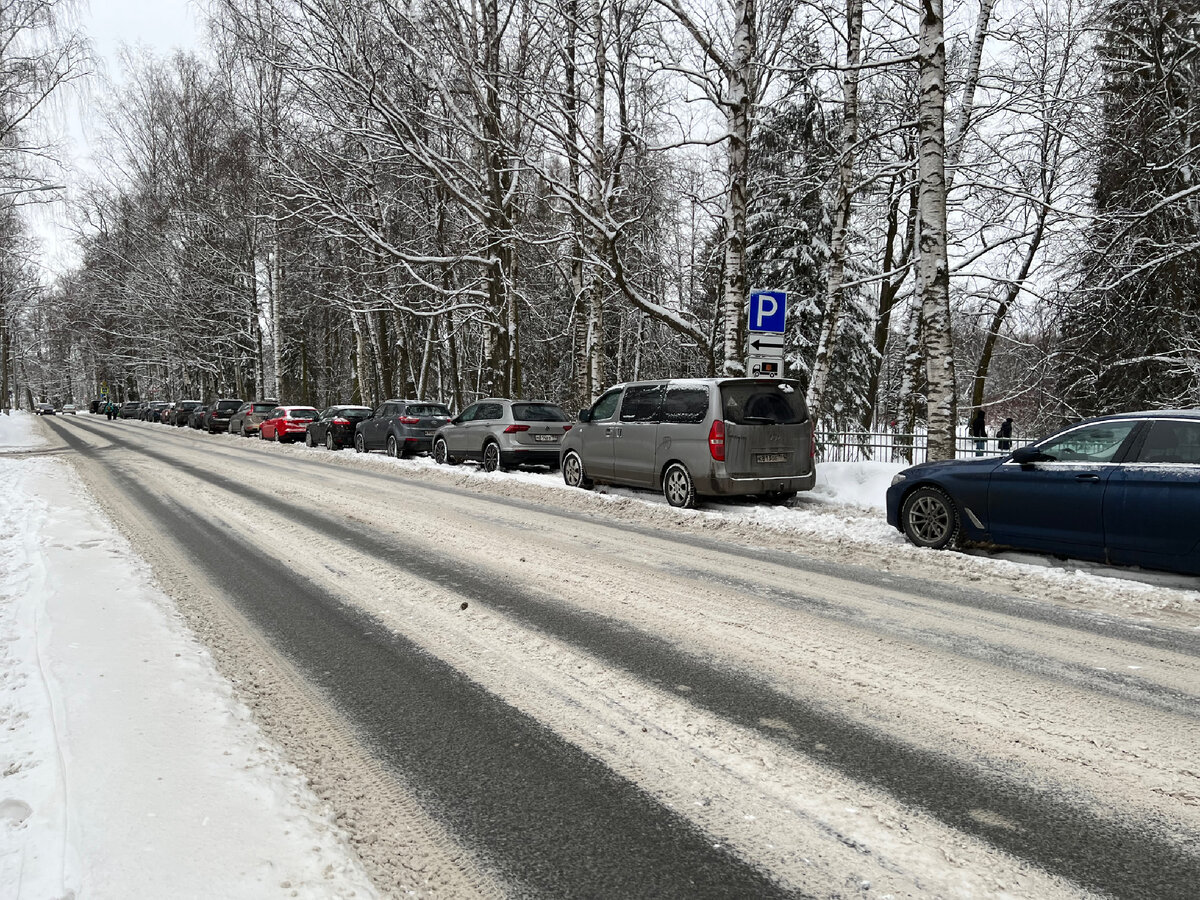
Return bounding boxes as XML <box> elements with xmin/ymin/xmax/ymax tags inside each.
<box><xmin>513</xmin><ymin>403</ymin><xmax>568</xmax><ymax>422</ymax></box>
<box><xmin>721</xmin><ymin>383</ymin><xmax>807</xmax><ymax>425</ymax></box>
<box><xmin>407</xmin><ymin>404</ymin><xmax>451</xmax><ymax>417</ymax></box>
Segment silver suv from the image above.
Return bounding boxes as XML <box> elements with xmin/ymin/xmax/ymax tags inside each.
<box><xmin>433</xmin><ymin>399</ymin><xmax>572</xmax><ymax>471</ymax></box>
<box><xmin>560</xmin><ymin>378</ymin><xmax>815</xmax><ymax>508</ymax></box>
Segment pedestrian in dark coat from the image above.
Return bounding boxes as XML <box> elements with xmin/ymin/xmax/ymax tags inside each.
<box><xmin>997</xmin><ymin>417</ymin><xmax>1013</xmax><ymax>451</ymax></box>
<box><xmin>969</xmin><ymin>409</ymin><xmax>987</xmax><ymax>456</ymax></box>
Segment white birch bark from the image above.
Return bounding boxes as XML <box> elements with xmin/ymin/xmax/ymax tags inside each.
<box><xmin>916</xmin><ymin>0</ymin><xmax>956</xmax><ymax>460</ymax></box>
<box><xmin>720</xmin><ymin>0</ymin><xmax>755</xmax><ymax>376</ymax></box>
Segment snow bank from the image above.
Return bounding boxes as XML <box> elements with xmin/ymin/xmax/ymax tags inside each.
<box><xmin>0</xmin><ymin>412</ymin><xmax>376</xmax><ymax>899</ymax></box>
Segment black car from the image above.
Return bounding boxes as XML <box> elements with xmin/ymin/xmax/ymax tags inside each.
<box><xmin>354</xmin><ymin>399</ymin><xmax>453</xmax><ymax>456</ymax></box>
<box><xmin>886</xmin><ymin>410</ymin><xmax>1200</xmax><ymax>575</ymax></box>
<box><xmin>174</xmin><ymin>400</ymin><xmax>205</xmax><ymax>427</ymax></box>
<box><xmin>119</xmin><ymin>401</ymin><xmax>141</xmax><ymax>419</ymax></box>
<box><xmin>306</xmin><ymin>405</ymin><xmax>373</xmax><ymax>450</ymax></box>
<box><xmin>35</xmin><ymin>403</ymin><xmax>56</xmax><ymax>416</ymax></box>
<box><xmin>202</xmin><ymin>398</ymin><xmax>244</xmax><ymax>433</ymax></box>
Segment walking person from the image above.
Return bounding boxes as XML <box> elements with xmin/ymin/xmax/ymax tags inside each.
<box><xmin>997</xmin><ymin>417</ymin><xmax>1014</xmax><ymax>451</ymax></box>
<box><xmin>969</xmin><ymin>409</ymin><xmax>987</xmax><ymax>456</ymax></box>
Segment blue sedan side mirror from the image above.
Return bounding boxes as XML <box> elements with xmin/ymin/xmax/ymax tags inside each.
<box><xmin>1011</xmin><ymin>446</ymin><xmax>1049</xmax><ymax>465</ymax></box>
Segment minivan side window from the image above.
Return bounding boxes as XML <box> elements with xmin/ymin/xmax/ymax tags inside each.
<box><xmin>590</xmin><ymin>389</ymin><xmax>622</xmax><ymax>421</ymax></box>
<box><xmin>662</xmin><ymin>386</ymin><xmax>709</xmax><ymax>424</ymax></box>
<box><xmin>619</xmin><ymin>384</ymin><xmax>666</xmax><ymax>422</ymax></box>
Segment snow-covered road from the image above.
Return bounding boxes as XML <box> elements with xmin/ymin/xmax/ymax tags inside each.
<box><xmin>6</xmin><ymin>410</ymin><xmax>1200</xmax><ymax>898</ymax></box>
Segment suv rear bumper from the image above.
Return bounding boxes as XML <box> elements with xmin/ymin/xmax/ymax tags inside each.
<box><xmin>500</xmin><ymin>448</ymin><xmax>561</xmax><ymax>468</ymax></box>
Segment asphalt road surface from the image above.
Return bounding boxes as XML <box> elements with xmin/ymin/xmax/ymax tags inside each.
<box><xmin>41</xmin><ymin>415</ymin><xmax>1200</xmax><ymax>899</ymax></box>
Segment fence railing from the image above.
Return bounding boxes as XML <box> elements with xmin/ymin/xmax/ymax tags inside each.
<box><xmin>813</xmin><ymin>429</ymin><xmax>1033</xmax><ymax>465</ymax></box>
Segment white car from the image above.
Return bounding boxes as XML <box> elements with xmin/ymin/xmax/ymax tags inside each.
<box><xmin>62</xmin><ymin>404</ymin><xmax>77</xmax><ymax>415</ymax></box>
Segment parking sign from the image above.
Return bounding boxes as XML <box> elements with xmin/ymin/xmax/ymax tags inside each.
<box><xmin>749</xmin><ymin>290</ymin><xmax>787</xmax><ymax>334</ymax></box>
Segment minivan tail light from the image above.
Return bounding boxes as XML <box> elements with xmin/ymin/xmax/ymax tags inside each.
<box><xmin>504</xmin><ymin>424</ymin><xmax>530</xmax><ymax>433</ymax></box>
<box><xmin>398</xmin><ymin>416</ymin><xmax>420</xmax><ymax>424</ymax></box>
<box><xmin>708</xmin><ymin>419</ymin><xmax>725</xmax><ymax>461</ymax></box>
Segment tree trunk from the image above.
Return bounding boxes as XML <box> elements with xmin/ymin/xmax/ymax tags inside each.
<box><xmin>807</xmin><ymin>0</ymin><xmax>862</xmax><ymax>423</ymax></box>
<box><xmin>916</xmin><ymin>0</ymin><xmax>956</xmax><ymax>460</ymax></box>
<box><xmin>720</xmin><ymin>0</ymin><xmax>755</xmax><ymax>376</ymax></box>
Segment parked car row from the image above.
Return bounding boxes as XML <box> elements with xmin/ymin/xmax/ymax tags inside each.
<box><xmin>75</xmin><ymin>383</ymin><xmax>1200</xmax><ymax>575</ymax></box>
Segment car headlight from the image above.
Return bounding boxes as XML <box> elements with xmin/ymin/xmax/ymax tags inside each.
<box><xmin>890</xmin><ymin>473</ymin><xmax>907</xmax><ymax>486</ymax></box>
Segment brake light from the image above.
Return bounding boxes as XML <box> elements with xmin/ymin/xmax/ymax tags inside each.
<box><xmin>708</xmin><ymin>419</ymin><xmax>725</xmax><ymax>461</ymax></box>
<box><xmin>504</xmin><ymin>424</ymin><xmax>530</xmax><ymax>433</ymax></box>
<box><xmin>398</xmin><ymin>416</ymin><xmax>420</xmax><ymax>425</ymax></box>
<box><xmin>332</xmin><ymin>418</ymin><xmax>350</xmax><ymax>425</ymax></box>
<box><xmin>563</xmin><ymin>425</ymin><xmax>573</xmax><ymax>431</ymax></box>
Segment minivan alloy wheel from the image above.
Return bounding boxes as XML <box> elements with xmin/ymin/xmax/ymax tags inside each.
<box><xmin>663</xmin><ymin>462</ymin><xmax>697</xmax><ymax>509</ymax></box>
<box><xmin>562</xmin><ymin>451</ymin><xmax>591</xmax><ymax>489</ymax></box>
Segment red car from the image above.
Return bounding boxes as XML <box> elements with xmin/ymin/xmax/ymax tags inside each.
<box><xmin>259</xmin><ymin>406</ymin><xmax>319</xmax><ymax>443</ymax></box>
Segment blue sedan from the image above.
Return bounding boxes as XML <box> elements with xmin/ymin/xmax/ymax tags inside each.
<box><xmin>885</xmin><ymin>411</ymin><xmax>1200</xmax><ymax>575</ymax></box>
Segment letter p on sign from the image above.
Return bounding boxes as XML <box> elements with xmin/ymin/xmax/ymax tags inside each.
<box><xmin>749</xmin><ymin>290</ymin><xmax>787</xmax><ymax>333</ymax></box>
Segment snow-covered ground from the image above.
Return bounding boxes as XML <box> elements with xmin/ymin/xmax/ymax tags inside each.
<box><xmin>4</xmin><ymin>411</ymin><xmax>1198</xmax><ymax>899</ymax></box>
<box><xmin>0</xmin><ymin>412</ymin><xmax>377</xmax><ymax>899</ymax></box>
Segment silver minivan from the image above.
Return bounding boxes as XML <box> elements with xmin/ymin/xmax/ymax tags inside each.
<box><xmin>560</xmin><ymin>378</ymin><xmax>816</xmax><ymax>508</ymax></box>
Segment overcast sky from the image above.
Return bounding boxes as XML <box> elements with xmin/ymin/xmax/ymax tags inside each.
<box><xmin>27</xmin><ymin>0</ymin><xmax>206</xmax><ymax>274</ymax></box>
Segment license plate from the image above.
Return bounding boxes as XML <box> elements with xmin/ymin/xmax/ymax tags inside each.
<box><xmin>423</xmin><ymin>430</ymin><xmax>435</xmax><ymax>436</ymax></box>
<box><xmin>534</xmin><ymin>434</ymin><xmax>557</xmax><ymax>443</ymax></box>
<box><xmin>755</xmin><ymin>452</ymin><xmax>788</xmax><ymax>464</ymax></box>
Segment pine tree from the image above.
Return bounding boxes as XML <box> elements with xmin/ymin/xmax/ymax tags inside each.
<box><xmin>1061</xmin><ymin>0</ymin><xmax>1200</xmax><ymax>413</ymax></box>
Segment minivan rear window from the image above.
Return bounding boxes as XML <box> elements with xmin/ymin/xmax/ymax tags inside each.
<box><xmin>721</xmin><ymin>383</ymin><xmax>807</xmax><ymax>425</ymax></box>
<box><xmin>513</xmin><ymin>403</ymin><xmax>568</xmax><ymax>422</ymax></box>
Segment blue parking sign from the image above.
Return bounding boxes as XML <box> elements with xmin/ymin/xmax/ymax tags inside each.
<box><xmin>749</xmin><ymin>290</ymin><xmax>787</xmax><ymax>333</ymax></box>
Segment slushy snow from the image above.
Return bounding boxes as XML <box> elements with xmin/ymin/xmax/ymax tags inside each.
<box><xmin>0</xmin><ymin>411</ymin><xmax>376</xmax><ymax>899</ymax></box>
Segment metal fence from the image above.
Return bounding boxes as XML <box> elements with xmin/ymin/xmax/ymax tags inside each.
<box><xmin>813</xmin><ymin>429</ymin><xmax>1034</xmax><ymax>465</ymax></box>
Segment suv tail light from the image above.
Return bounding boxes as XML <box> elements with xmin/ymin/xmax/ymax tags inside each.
<box><xmin>504</xmin><ymin>424</ymin><xmax>530</xmax><ymax>433</ymax></box>
<box><xmin>398</xmin><ymin>416</ymin><xmax>420</xmax><ymax>425</ymax></box>
<box><xmin>708</xmin><ymin>419</ymin><xmax>725</xmax><ymax>461</ymax></box>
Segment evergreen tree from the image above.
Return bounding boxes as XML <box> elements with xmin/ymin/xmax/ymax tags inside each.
<box><xmin>1061</xmin><ymin>0</ymin><xmax>1200</xmax><ymax>413</ymax></box>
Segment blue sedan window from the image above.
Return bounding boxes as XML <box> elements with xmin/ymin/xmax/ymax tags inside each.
<box><xmin>1135</xmin><ymin>421</ymin><xmax>1200</xmax><ymax>465</ymax></box>
<box><xmin>1037</xmin><ymin>421</ymin><xmax>1137</xmax><ymax>463</ymax></box>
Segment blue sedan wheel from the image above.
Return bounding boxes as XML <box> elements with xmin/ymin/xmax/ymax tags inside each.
<box><xmin>901</xmin><ymin>486</ymin><xmax>960</xmax><ymax>550</ymax></box>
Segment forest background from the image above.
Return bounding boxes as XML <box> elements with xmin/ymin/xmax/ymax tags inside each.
<box><xmin>1</xmin><ymin>0</ymin><xmax>1197</xmax><ymax>459</ymax></box>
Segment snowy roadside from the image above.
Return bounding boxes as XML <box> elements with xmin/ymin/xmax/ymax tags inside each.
<box><xmin>0</xmin><ymin>412</ymin><xmax>376</xmax><ymax>900</ymax></box>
